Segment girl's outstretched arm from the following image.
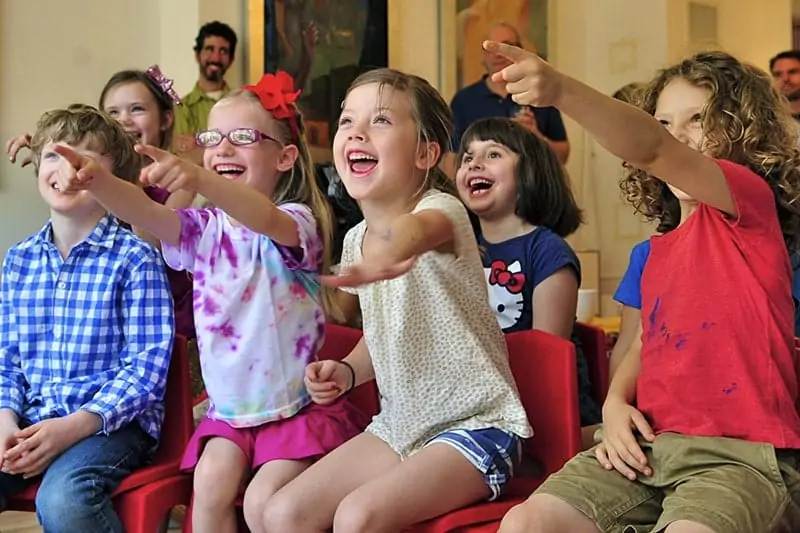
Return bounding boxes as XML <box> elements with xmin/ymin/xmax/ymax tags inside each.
<box><xmin>52</xmin><ymin>145</ymin><xmax>181</xmax><ymax>245</ymax></box>
<box><xmin>323</xmin><ymin>210</ymin><xmax>455</xmax><ymax>288</ymax></box>
<box><xmin>190</xmin><ymin>164</ymin><xmax>301</xmax><ymax>247</ymax></box>
<box><xmin>136</xmin><ymin>145</ymin><xmax>302</xmax><ymax>248</ymax></box>
<box><xmin>381</xmin><ymin>209</ymin><xmax>456</xmax><ymax>262</ymax></box>
<box><xmin>486</xmin><ymin>41</ymin><xmax>736</xmax><ymax>216</ymax></box>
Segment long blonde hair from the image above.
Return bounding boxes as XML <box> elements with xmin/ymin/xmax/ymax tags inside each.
<box><xmin>217</xmin><ymin>90</ymin><xmax>342</xmax><ymax>321</ymax></box>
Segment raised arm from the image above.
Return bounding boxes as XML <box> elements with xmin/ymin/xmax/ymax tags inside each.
<box><xmin>52</xmin><ymin>144</ymin><xmax>181</xmax><ymax>246</ymax></box>
<box><xmin>136</xmin><ymin>145</ymin><xmax>302</xmax><ymax>248</ymax></box>
<box><xmin>487</xmin><ymin>41</ymin><xmax>735</xmax><ymax>216</ymax></box>
<box><xmin>79</xmin><ymin>252</ymin><xmax>174</xmax><ymax>435</ymax></box>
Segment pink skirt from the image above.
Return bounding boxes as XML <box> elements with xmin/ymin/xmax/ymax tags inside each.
<box><xmin>180</xmin><ymin>397</ymin><xmax>370</xmax><ymax>470</ymax></box>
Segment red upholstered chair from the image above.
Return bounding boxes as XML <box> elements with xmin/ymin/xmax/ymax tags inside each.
<box><xmin>408</xmin><ymin>329</ymin><xmax>583</xmax><ymax>532</ymax></box>
<box><xmin>575</xmin><ymin>322</ymin><xmax>611</xmax><ymax>404</ymax></box>
<box><xmin>7</xmin><ymin>335</ymin><xmax>194</xmax><ymax>533</ymax></box>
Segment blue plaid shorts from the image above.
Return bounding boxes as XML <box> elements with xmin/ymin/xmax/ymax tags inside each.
<box><xmin>426</xmin><ymin>427</ymin><xmax>522</xmax><ymax>500</ymax></box>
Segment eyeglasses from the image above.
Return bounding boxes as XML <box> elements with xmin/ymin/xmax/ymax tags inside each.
<box><xmin>195</xmin><ymin>128</ymin><xmax>281</xmax><ymax>148</ymax></box>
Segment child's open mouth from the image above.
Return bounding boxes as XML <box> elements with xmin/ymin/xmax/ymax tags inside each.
<box><xmin>347</xmin><ymin>151</ymin><xmax>378</xmax><ymax>176</ymax></box>
<box><xmin>49</xmin><ymin>182</ymin><xmax>76</xmax><ymax>195</ymax></box>
<box><xmin>214</xmin><ymin>163</ymin><xmax>246</xmax><ymax>180</ymax></box>
<box><xmin>467</xmin><ymin>177</ymin><xmax>494</xmax><ymax>197</ymax></box>
<box><xmin>124</xmin><ymin>130</ymin><xmax>143</xmax><ymax>142</ymax></box>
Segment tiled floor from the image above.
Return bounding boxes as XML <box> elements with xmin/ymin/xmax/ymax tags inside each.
<box><xmin>0</xmin><ymin>511</ymin><xmax>40</xmax><ymax>532</ymax></box>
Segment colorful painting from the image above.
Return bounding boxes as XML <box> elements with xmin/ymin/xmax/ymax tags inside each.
<box><xmin>262</xmin><ymin>0</ymin><xmax>388</xmax><ymax>158</ymax></box>
<box><xmin>456</xmin><ymin>0</ymin><xmax>548</xmax><ymax>89</ymax></box>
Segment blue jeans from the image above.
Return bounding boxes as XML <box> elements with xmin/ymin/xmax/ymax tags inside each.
<box><xmin>0</xmin><ymin>422</ymin><xmax>153</xmax><ymax>533</ymax></box>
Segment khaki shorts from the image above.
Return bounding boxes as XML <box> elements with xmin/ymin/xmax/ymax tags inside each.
<box><xmin>536</xmin><ymin>432</ymin><xmax>800</xmax><ymax>533</ymax></box>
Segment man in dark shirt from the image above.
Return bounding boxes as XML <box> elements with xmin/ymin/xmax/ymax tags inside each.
<box><xmin>770</xmin><ymin>50</ymin><xmax>800</xmax><ymax>121</ymax></box>
<box><xmin>450</xmin><ymin>23</ymin><xmax>570</xmax><ymax>164</ymax></box>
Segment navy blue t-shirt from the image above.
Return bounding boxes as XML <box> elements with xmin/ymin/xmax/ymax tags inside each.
<box><xmin>450</xmin><ymin>77</ymin><xmax>568</xmax><ymax>151</ymax></box>
<box><xmin>480</xmin><ymin>227</ymin><xmax>580</xmax><ymax>333</ymax></box>
<box><xmin>479</xmin><ymin>227</ymin><xmax>600</xmax><ymax>425</ymax></box>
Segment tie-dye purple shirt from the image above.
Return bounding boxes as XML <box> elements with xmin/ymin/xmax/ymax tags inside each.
<box><xmin>161</xmin><ymin>204</ymin><xmax>325</xmax><ymax>428</ymax></box>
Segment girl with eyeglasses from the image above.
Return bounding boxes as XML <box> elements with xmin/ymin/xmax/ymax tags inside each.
<box><xmin>48</xmin><ymin>71</ymin><xmax>369</xmax><ymax>533</ymax></box>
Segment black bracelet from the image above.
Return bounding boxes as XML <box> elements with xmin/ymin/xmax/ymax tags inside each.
<box><xmin>339</xmin><ymin>360</ymin><xmax>356</xmax><ymax>393</ymax></box>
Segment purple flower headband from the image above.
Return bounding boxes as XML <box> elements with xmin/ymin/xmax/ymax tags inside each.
<box><xmin>146</xmin><ymin>65</ymin><xmax>182</xmax><ymax>106</ymax></box>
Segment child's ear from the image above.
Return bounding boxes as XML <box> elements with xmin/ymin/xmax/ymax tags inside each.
<box><xmin>161</xmin><ymin>110</ymin><xmax>175</xmax><ymax>131</ymax></box>
<box><xmin>414</xmin><ymin>141</ymin><xmax>441</xmax><ymax>172</ymax></box>
<box><xmin>276</xmin><ymin>144</ymin><xmax>300</xmax><ymax>173</ymax></box>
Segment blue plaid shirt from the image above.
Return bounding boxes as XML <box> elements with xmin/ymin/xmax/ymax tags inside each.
<box><xmin>0</xmin><ymin>215</ymin><xmax>174</xmax><ymax>441</ymax></box>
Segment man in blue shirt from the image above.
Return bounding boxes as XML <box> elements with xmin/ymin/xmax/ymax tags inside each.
<box><xmin>450</xmin><ymin>23</ymin><xmax>570</xmax><ymax>164</ymax></box>
<box><xmin>0</xmin><ymin>105</ymin><xmax>174</xmax><ymax>532</ymax></box>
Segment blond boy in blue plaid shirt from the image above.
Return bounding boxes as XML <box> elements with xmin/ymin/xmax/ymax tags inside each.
<box><xmin>0</xmin><ymin>105</ymin><xmax>174</xmax><ymax>532</ymax></box>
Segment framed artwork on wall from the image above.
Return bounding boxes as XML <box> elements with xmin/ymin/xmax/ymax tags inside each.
<box><xmin>249</xmin><ymin>0</ymin><xmax>388</xmax><ymax>162</ymax></box>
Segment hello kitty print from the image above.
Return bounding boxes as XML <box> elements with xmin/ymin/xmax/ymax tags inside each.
<box><xmin>485</xmin><ymin>259</ymin><xmax>526</xmax><ymax>330</ymax></box>
<box><xmin>477</xmin><ymin>227</ymin><xmax>582</xmax><ymax>334</ymax></box>
<box><xmin>162</xmin><ymin>204</ymin><xmax>325</xmax><ymax>428</ymax></box>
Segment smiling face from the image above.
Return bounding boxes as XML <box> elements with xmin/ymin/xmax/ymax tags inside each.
<box><xmin>654</xmin><ymin>78</ymin><xmax>711</xmax><ymax>201</ymax></box>
<box><xmin>38</xmin><ymin>140</ymin><xmax>111</xmax><ymax>217</ymax></box>
<box><xmin>102</xmin><ymin>81</ymin><xmax>172</xmax><ymax>148</ymax></box>
<box><xmin>203</xmin><ymin>96</ymin><xmax>297</xmax><ymax>199</ymax></box>
<box><xmin>333</xmin><ymin>82</ymin><xmax>432</xmax><ymax>203</ymax></box>
<box><xmin>456</xmin><ymin>138</ymin><xmax>519</xmax><ymax>219</ymax></box>
<box><xmin>197</xmin><ymin>35</ymin><xmax>232</xmax><ymax>83</ymax></box>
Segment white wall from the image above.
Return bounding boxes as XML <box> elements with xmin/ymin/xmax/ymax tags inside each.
<box><xmin>0</xmin><ymin>0</ymin><xmax>245</xmax><ymax>261</ymax></box>
<box><xmin>548</xmin><ymin>0</ymin><xmax>670</xmax><ymax>312</ymax></box>
<box><xmin>668</xmin><ymin>0</ymin><xmax>792</xmax><ymax>67</ymax></box>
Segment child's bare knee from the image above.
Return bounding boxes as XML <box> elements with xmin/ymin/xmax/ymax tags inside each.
<box><xmin>242</xmin><ymin>486</ymin><xmax>270</xmax><ymax>530</ymax></box>
<box><xmin>499</xmin><ymin>494</ymin><xmax>596</xmax><ymax>533</ymax></box>
<box><xmin>499</xmin><ymin>502</ymin><xmax>537</xmax><ymax>533</ymax></box>
<box><xmin>193</xmin><ymin>449</ymin><xmax>243</xmax><ymax>509</ymax></box>
<box><xmin>261</xmin><ymin>492</ymin><xmax>304</xmax><ymax>533</ymax></box>
<box><xmin>332</xmin><ymin>493</ymin><xmax>380</xmax><ymax>533</ymax></box>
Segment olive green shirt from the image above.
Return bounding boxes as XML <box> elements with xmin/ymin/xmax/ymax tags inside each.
<box><xmin>173</xmin><ymin>82</ymin><xmax>230</xmax><ymax>141</ymax></box>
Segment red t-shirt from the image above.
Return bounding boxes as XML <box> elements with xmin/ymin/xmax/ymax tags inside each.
<box><xmin>637</xmin><ymin>159</ymin><xmax>800</xmax><ymax>448</ymax></box>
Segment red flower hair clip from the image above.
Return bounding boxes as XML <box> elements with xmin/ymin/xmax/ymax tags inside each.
<box><xmin>243</xmin><ymin>71</ymin><xmax>301</xmax><ymax>141</ymax></box>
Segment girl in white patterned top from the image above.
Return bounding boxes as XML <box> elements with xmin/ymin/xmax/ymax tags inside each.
<box><xmin>261</xmin><ymin>68</ymin><xmax>532</xmax><ymax>533</ymax></box>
